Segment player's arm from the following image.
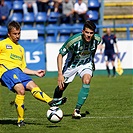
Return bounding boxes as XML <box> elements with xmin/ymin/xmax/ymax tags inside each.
<box><xmin>23</xmin><ymin>68</ymin><xmax>45</xmax><ymax>78</ymax></box>
<box><xmin>57</xmin><ymin>54</ymin><xmax>65</xmax><ymax>89</ymax></box>
<box><xmin>57</xmin><ymin>37</ymin><xmax>73</xmax><ymax>89</ymax></box>
<box><xmin>21</xmin><ymin>47</ymin><xmax>45</xmax><ymax>77</ymax></box>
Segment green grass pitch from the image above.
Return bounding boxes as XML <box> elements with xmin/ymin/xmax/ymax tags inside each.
<box><xmin>0</xmin><ymin>75</ymin><xmax>132</xmax><ymax>133</ymax></box>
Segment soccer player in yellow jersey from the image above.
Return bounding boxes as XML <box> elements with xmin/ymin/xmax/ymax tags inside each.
<box><xmin>0</xmin><ymin>21</ymin><xmax>67</xmax><ymax>127</ymax></box>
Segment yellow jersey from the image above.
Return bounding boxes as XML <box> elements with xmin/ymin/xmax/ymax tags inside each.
<box><xmin>0</xmin><ymin>38</ymin><xmax>26</xmax><ymax>78</ymax></box>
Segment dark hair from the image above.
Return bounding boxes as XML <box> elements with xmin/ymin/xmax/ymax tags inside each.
<box><xmin>83</xmin><ymin>20</ymin><xmax>96</xmax><ymax>32</ymax></box>
<box><xmin>8</xmin><ymin>21</ymin><xmax>21</xmax><ymax>33</ymax></box>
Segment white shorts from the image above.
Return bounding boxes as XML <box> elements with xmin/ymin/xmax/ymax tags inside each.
<box><xmin>63</xmin><ymin>62</ymin><xmax>93</xmax><ymax>83</ymax></box>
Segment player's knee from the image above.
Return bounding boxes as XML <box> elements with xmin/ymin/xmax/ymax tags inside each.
<box><xmin>14</xmin><ymin>83</ymin><xmax>25</xmax><ymax>95</ymax></box>
<box><xmin>83</xmin><ymin>79</ymin><xmax>91</xmax><ymax>84</ymax></box>
<box><xmin>82</xmin><ymin>74</ymin><xmax>91</xmax><ymax>84</ymax></box>
<box><xmin>17</xmin><ymin>89</ymin><xmax>25</xmax><ymax>95</ymax></box>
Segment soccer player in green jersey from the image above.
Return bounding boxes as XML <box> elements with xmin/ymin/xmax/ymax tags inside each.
<box><xmin>0</xmin><ymin>21</ymin><xmax>67</xmax><ymax>127</ymax></box>
<box><xmin>53</xmin><ymin>20</ymin><xmax>101</xmax><ymax>119</ymax></box>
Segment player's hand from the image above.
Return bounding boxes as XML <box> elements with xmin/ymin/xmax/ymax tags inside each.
<box><xmin>58</xmin><ymin>74</ymin><xmax>64</xmax><ymax>90</ymax></box>
<box><xmin>35</xmin><ymin>70</ymin><xmax>46</xmax><ymax>77</ymax></box>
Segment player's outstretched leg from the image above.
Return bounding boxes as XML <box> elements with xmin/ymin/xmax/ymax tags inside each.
<box><xmin>31</xmin><ymin>87</ymin><xmax>67</xmax><ymax>106</ymax></box>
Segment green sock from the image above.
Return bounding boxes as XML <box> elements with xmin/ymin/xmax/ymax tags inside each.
<box><xmin>75</xmin><ymin>84</ymin><xmax>90</xmax><ymax>110</ymax></box>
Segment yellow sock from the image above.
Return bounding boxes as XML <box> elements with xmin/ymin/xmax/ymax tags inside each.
<box><xmin>15</xmin><ymin>95</ymin><xmax>25</xmax><ymax>123</ymax></box>
<box><xmin>31</xmin><ymin>87</ymin><xmax>52</xmax><ymax>103</ymax></box>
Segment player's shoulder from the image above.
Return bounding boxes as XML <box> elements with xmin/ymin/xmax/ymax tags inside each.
<box><xmin>0</xmin><ymin>38</ymin><xmax>10</xmax><ymax>45</ymax></box>
<box><xmin>72</xmin><ymin>33</ymin><xmax>82</xmax><ymax>38</ymax></box>
<box><xmin>66</xmin><ymin>33</ymin><xmax>82</xmax><ymax>43</ymax></box>
<box><xmin>94</xmin><ymin>34</ymin><xmax>101</xmax><ymax>42</ymax></box>
<box><xmin>0</xmin><ymin>38</ymin><xmax>8</xmax><ymax>43</ymax></box>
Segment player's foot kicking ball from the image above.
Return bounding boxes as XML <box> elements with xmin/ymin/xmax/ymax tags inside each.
<box><xmin>48</xmin><ymin>97</ymin><xmax>67</xmax><ymax>107</ymax></box>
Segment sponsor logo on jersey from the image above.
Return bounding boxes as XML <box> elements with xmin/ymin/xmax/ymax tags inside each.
<box><xmin>81</xmin><ymin>50</ymin><xmax>90</xmax><ymax>56</ymax></box>
<box><xmin>6</xmin><ymin>45</ymin><xmax>12</xmax><ymax>49</ymax></box>
<box><xmin>10</xmin><ymin>53</ymin><xmax>22</xmax><ymax>61</ymax></box>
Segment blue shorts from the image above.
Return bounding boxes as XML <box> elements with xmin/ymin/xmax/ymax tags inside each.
<box><xmin>104</xmin><ymin>50</ymin><xmax>115</xmax><ymax>61</ymax></box>
<box><xmin>1</xmin><ymin>68</ymin><xmax>32</xmax><ymax>92</ymax></box>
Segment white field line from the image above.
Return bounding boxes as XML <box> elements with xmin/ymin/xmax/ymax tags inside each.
<box><xmin>0</xmin><ymin>116</ymin><xmax>132</xmax><ymax>120</ymax></box>
<box><xmin>83</xmin><ymin>116</ymin><xmax>133</xmax><ymax>119</ymax></box>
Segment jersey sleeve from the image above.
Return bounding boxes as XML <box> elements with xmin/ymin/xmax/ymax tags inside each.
<box><xmin>59</xmin><ymin>44</ymin><xmax>69</xmax><ymax>57</ymax></box>
<box><xmin>59</xmin><ymin>35</ymin><xmax>76</xmax><ymax>56</ymax></box>
<box><xmin>59</xmin><ymin>33</ymin><xmax>82</xmax><ymax>57</ymax></box>
<box><xmin>91</xmin><ymin>34</ymin><xmax>101</xmax><ymax>59</ymax></box>
<box><xmin>94</xmin><ymin>34</ymin><xmax>101</xmax><ymax>45</ymax></box>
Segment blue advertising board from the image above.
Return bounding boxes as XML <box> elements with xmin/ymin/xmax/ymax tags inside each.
<box><xmin>20</xmin><ymin>41</ymin><xmax>46</xmax><ymax>70</ymax></box>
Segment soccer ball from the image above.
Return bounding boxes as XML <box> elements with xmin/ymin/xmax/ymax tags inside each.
<box><xmin>46</xmin><ymin>106</ymin><xmax>63</xmax><ymax>123</ymax></box>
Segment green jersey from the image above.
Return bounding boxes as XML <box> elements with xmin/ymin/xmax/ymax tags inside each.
<box><xmin>59</xmin><ymin>33</ymin><xmax>101</xmax><ymax>69</ymax></box>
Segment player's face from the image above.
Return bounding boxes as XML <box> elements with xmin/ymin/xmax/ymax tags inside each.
<box><xmin>8</xmin><ymin>28</ymin><xmax>21</xmax><ymax>44</ymax></box>
<box><xmin>82</xmin><ymin>27</ymin><xmax>94</xmax><ymax>42</ymax></box>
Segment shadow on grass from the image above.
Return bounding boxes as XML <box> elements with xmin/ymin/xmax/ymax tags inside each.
<box><xmin>0</xmin><ymin>119</ymin><xmax>43</xmax><ymax>126</ymax></box>
<box><xmin>46</xmin><ymin>125</ymin><xmax>61</xmax><ymax>128</ymax></box>
<box><xmin>0</xmin><ymin>120</ymin><xmax>16</xmax><ymax>125</ymax></box>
